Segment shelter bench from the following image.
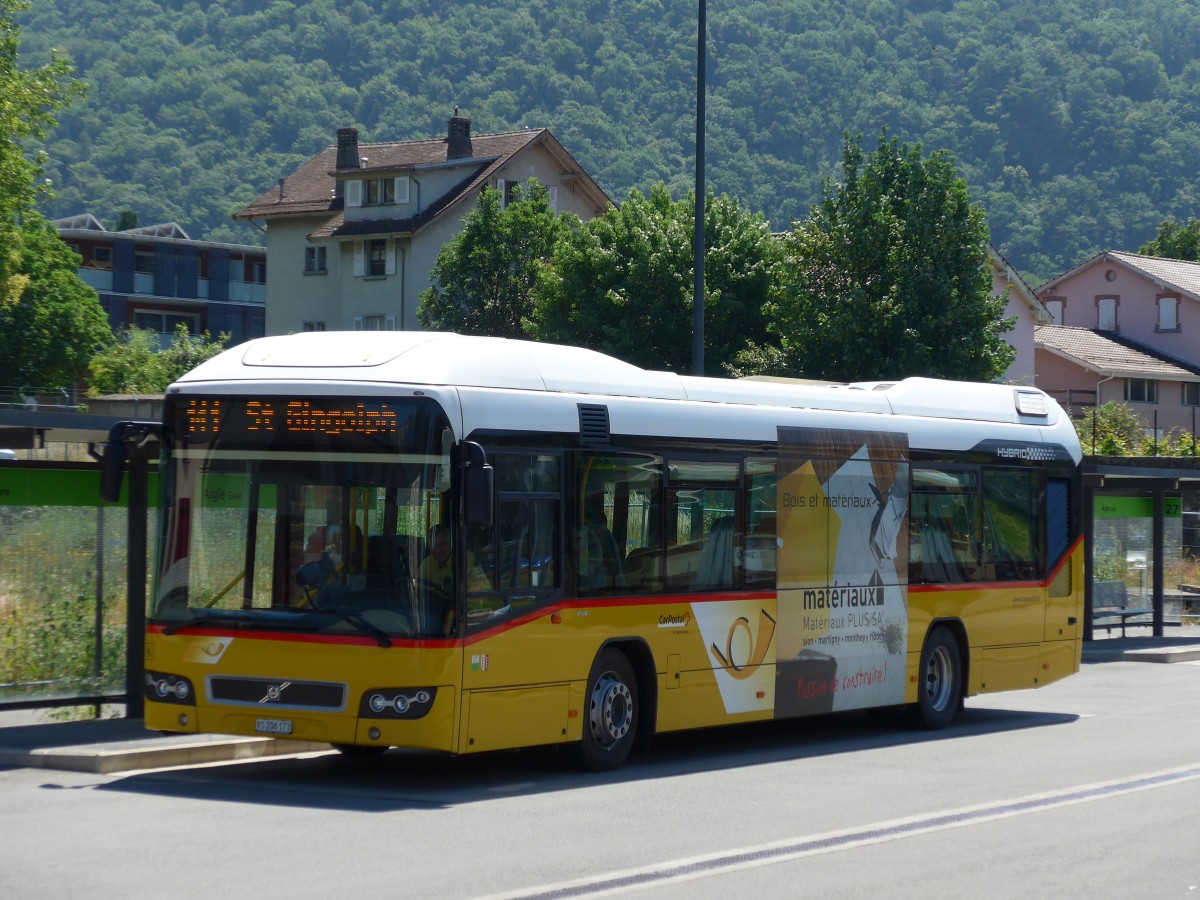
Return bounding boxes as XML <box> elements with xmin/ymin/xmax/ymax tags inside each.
<box><xmin>1092</xmin><ymin>580</ymin><xmax>1153</xmax><ymax>637</ymax></box>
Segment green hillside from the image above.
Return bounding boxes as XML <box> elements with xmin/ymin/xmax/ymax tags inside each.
<box><xmin>20</xmin><ymin>0</ymin><xmax>1200</xmax><ymax>284</ymax></box>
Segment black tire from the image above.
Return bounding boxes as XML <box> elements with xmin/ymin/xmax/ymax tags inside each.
<box><xmin>331</xmin><ymin>743</ymin><xmax>388</xmax><ymax>757</ymax></box>
<box><xmin>911</xmin><ymin>626</ymin><xmax>962</xmax><ymax>730</ymax></box>
<box><xmin>579</xmin><ymin>648</ymin><xmax>638</xmax><ymax>772</ymax></box>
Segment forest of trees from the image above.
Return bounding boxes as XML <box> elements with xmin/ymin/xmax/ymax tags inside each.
<box><xmin>18</xmin><ymin>0</ymin><xmax>1200</xmax><ymax>285</ymax></box>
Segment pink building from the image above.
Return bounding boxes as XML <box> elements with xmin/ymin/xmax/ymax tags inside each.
<box><xmin>991</xmin><ymin>246</ymin><xmax>1051</xmax><ymax>384</ymax></box>
<box><xmin>1036</xmin><ymin>251</ymin><xmax>1200</xmax><ymax>435</ymax></box>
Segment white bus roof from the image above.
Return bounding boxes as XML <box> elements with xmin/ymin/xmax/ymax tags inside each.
<box><xmin>176</xmin><ymin>331</ymin><xmax>1061</xmax><ymax>428</ymax></box>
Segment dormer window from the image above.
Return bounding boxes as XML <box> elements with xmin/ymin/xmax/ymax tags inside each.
<box><xmin>346</xmin><ymin>177</ymin><xmax>410</xmax><ymax>208</ymax></box>
<box><xmin>365</xmin><ymin>178</ymin><xmax>393</xmax><ymax>205</ymax></box>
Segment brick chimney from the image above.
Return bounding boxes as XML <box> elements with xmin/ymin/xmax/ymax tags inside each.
<box><xmin>336</xmin><ymin>127</ymin><xmax>360</xmax><ymax>169</ymax></box>
<box><xmin>447</xmin><ymin>109</ymin><xmax>472</xmax><ymax>160</ymax></box>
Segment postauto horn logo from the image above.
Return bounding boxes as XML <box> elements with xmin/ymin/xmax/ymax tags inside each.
<box><xmin>709</xmin><ymin>610</ymin><xmax>776</xmax><ymax>681</ymax></box>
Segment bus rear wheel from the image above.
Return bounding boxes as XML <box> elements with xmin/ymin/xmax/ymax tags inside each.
<box><xmin>911</xmin><ymin>626</ymin><xmax>962</xmax><ymax>730</ymax></box>
<box><xmin>580</xmin><ymin>648</ymin><xmax>638</xmax><ymax>772</ymax></box>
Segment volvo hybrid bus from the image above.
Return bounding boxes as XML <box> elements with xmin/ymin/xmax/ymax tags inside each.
<box><xmin>128</xmin><ymin>332</ymin><xmax>1083</xmax><ymax>770</ymax></box>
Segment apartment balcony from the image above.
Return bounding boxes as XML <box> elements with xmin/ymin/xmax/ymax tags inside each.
<box><xmin>77</xmin><ymin>268</ymin><xmax>265</xmax><ymax>304</ymax></box>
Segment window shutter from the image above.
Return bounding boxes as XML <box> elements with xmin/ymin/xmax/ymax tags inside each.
<box><xmin>395</xmin><ymin>177</ymin><xmax>410</xmax><ymax>204</ymax></box>
<box><xmin>353</xmin><ymin>316</ymin><xmax>364</xmax><ymax>331</ymax></box>
<box><xmin>548</xmin><ymin>185</ymin><xmax>558</xmax><ymax>212</ymax></box>
<box><xmin>496</xmin><ymin>178</ymin><xmax>508</xmax><ymax>207</ymax></box>
<box><xmin>346</xmin><ymin>180</ymin><xmax>362</xmax><ymax>207</ymax></box>
<box><xmin>353</xmin><ymin>241</ymin><xmax>364</xmax><ymax>276</ymax></box>
<box><xmin>385</xmin><ymin>315</ymin><xmax>396</xmax><ymax>330</ymax></box>
<box><xmin>385</xmin><ymin>239</ymin><xmax>397</xmax><ymax>276</ymax></box>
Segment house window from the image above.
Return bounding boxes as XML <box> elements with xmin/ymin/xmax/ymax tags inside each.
<box><xmin>353</xmin><ymin>315</ymin><xmax>395</xmax><ymax>331</ymax></box>
<box><xmin>1157</xmin><ymin>295</ymin><xmax>1180</xmax><ymax>331</ymax></box>
<box><xmin>248</xmin><ymin>260</ymin><xmax>266</xmax><ymax>284</ymax></box>
<box><xmin>1183</xmin><ymin>383</ymin><xmax>1200</xmax><ymax>407</ymax></box>
<box><xmin>1044</xmin><ymin>299</ymin><xmax>1063</xmax><ymax>325</ymax></box>
<box><xmin>133</xmin><ymin>311</ymin><xmax>199</xmax><ymax>345</ymax></box>
<box><xmin>1125</xmin><ymin>378</ymin><xmax>1157</xmax><ymax>403</ymax></box>
<box><xmin>364</xmin><ymin>177</ymin><xmax>394</xmax><ymax>206</ymax></box>
<box><xmin>93</xmin><ymin>247</ymin><xmax>112</xmax><ymax>265</ymax></box>
<box><xmin>134</xmin><ymin>251</ymin><xmax>156</xmax><ymax>275</ymax></box>
<box><xmin>1097</xmin><ymin>296</ymin><xmax>1118</xmax><ymax>331</ymax></box>
<box><xmin>304</xmin><ymin>246</ymin><xmax>327</xmax><ymax>273</ymax></box>
<box><xmin>302</xmin><ymin>321</ymin><xmax>326</xmax><ymax>332</ymax></box>
<box><xmin>497</xmin><ymin>178</ymin><xmax>519</xmax><ymax>208</ymax></box>
<box><xmin>367</xmin><ymin>239</ymin><xmax>387</xmax><ymax>277</ymax></box>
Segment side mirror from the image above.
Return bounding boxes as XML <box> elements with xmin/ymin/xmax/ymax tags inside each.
<box><xmin>98</xmin><ymin>421</ymin><xmax>163</xmax><ymax>503</ymax></box>
<box><xmin>99</xmin><ymin>438</ymin><xmax>128</xmax><ymax>503</ymax></box>
<box><xmin>462</xmin><ymin>441</ymin><xmax>493</xmax><ymax>528</ymax></box>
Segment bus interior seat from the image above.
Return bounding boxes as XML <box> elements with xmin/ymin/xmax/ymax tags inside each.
<box><xmin>578</xmin><ymin>524</ymin><xmax>626</xmax><ymax>592</ymax></box>
<box><xmin>692</xmin><ymin>516</ymin><xmax>735</xmax><ymax>590</ymax></box>
<box><xmin>366</xmin><ymin>534</ymin><xmax>412</xmax><ymax>601</ymax></box>
<box><xmin>918</xmin><ymin>520</ymin><xmax>962</xmax><ymax>584</ymax></box>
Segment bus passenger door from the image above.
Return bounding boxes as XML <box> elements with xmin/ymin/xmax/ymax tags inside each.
<box><xmin>460</xmin><ymin>450</ymin><xmax>566</xmax><ymax>753</ymax></box>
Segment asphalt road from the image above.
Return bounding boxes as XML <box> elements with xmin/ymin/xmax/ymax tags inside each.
<box><xmin>2</xmin><ymin>658</ymin><xmax>1198</xmax><ymax>899</ymax></box>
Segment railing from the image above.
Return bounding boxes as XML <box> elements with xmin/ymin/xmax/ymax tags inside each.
<box><xmin>1045</xmin><ymin>388</ymin><xmax>1098</xmax><ymax>411</ymax></box>
<box><xmin>76</xmin><ymin>269</ymin><xmax>265</xmax><ymax>305</ymax></box>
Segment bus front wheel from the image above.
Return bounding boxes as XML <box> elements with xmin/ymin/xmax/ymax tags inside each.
<box><xmin>580</xmin><ymin>648</ymin><xmax>638</xmax><ymax>772</ymax></box>
<box><xmin>911</xmin><ymin>626</ymin><xmax>962</xmax><ymax>730</ymax></box>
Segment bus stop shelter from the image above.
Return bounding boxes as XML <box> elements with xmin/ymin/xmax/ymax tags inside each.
<box><xmin>0</xmin><ymin>409</ymin><xmax>157</xmax><ymax>716</ymax></box>
<box><xmin>1083</xmin><ymin>455</ymin><xmax>1200</xmax><ymax>640</ymax></box>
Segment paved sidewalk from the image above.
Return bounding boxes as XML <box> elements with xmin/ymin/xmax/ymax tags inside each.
<box><xmin>3</xmin><ymin>630</ymin><xmax>1198</xmax><ymax>776</ymax></box>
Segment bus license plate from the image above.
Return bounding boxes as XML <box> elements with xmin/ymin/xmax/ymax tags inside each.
<box><xmin>255</xmin><ymin>718</ymin><xmax>293</xmax><ymax>735</ymax></box>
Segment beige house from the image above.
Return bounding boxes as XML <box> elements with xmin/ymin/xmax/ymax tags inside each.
<box><xmin>234</xmin><ymin>114</ymin><xmax>610</xmax><ymax>334</ymax></box>
<box><xmin>1035</xmin><ymin>251</ymin><xmax>1200</xmax><ymax>433</ymax></box>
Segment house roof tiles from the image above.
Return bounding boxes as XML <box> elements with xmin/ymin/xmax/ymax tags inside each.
<box><xmin>1039</xmin><ymin>250</ymin><xmax>1200</xmax><ymax>302</ymax></box>
<box><xmin>1035</xmin><ymin>325</ymin><xmax>1200</xmax><ymax>381</ymax></box>
<box><xmin>234</xmin><ymin>128</ymin><xmax>607</xmax><ymax>238</ymax></box>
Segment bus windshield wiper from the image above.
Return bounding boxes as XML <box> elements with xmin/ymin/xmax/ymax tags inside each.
<box><xmin>313</xmin><ymin>608</ymin><xmax>393</xmax><ymax>648</ymax></box>
<box><xmin>161</xmin><ymin>611</ymin><xmax>254</xmax><ymax>635</ymax></box>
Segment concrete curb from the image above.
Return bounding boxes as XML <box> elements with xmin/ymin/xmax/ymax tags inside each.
<box><xmin>1082</xmin><ymin>645</ymin><xmax>1200</xmax><ymax>664</ymax></box>
<box><xmin>0</xmin><ymin>728</ymin><xmax>330</xmax><ymax>774</ymax></box>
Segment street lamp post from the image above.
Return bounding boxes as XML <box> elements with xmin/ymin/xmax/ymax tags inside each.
<box><xmin>693</xmin><ymin>0</ymin><xmax>706</xmax><ymax>376</ymax></box>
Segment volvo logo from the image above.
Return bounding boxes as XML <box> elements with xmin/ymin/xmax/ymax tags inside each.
<box><xmin>258</xmin><ymin>681</ymin><xmax>292</xmax><ymax>704</ymax></box>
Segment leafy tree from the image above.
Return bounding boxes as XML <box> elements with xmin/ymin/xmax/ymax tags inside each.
<box><xmin>1073</xmin><ymin>401</ymin><xmax>1148</xmax><ymax>456</ymax></box>
<box><xmin>534</xmin><ymin>184</ymin><xmax>780</xmax><ymax>375</ymax></box>
<box><xmin>87</xmin><ymin>326</ymin><xmax>158</xmax><ymax>396</ymax></box>
<box><xmin>114</xmin><ymin>208</ymin><xmax>138</xmax><ymax>231</ymax></box>
<box><xmin>0</xmin><ymin>0</ymin><xmax>101</xmax><ymax>392</ymax></box>
<box><xmin>417</xmin><ymin>179</ymin><xmax>574</xmax><ymax>338</ymax></box>
<box><xmin>737</xmin><ymin>133</ymin><xmax>1014</xmax><ymax>384</ymax></box>
<box><xmin>0</xmin><ymin>211</ymin><xmax>109</xmax><ymax>393</ymax></box>
<box><xmin>1138</xmin><ymin>217</ymin><xmax>1200</xmax><ymax>261</ymax></box>
<box><xmin>88</xmin><ymin>324</ymin><xmax>229</xmax><ymax>396</ymax></box>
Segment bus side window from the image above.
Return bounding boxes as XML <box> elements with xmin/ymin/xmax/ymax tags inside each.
<box><xmin>576</xmin><ymin>453</ymin><xmax>663</xmax><ymax>597</ymax></box>
<box><xmin>744</xmin><ymin>460</ymin><xmax>777</xmax><ymax>588</ymax></box>
<box><xmin>982</xmin><ymin>468</ymin><xmax>1041</xmax><ymax>581</ymax></box>
<box><xmin>909</xmin><ymin>467</ymin><xmax>981</xmax><ymax>584</ymax></box>
<box><xmin>466</xmin><ymin>451</ymin><xmax>560</xmax><ymax>631</ymax></box>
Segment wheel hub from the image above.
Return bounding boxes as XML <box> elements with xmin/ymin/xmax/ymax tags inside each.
<box><xmin>589</xmin><ymin>672</ymin><xmax>633</xmax><ymax>747</ymax></box>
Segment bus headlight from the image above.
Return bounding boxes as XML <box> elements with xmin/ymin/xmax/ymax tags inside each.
<box><xmin>144</xmin><ymin>670</ymin><xmax>195</xmax><ymax>706</ymax></box>
<box><xmin>359</xmin><ymin>688</ymin><xmax>436</xmax><ymax>720</ymax></box>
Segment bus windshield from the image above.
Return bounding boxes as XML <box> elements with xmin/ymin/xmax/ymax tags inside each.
<box><xmin>153</xmin><ymin>394</ymin><xmax>459</xmax><ymax>639</ymax></box>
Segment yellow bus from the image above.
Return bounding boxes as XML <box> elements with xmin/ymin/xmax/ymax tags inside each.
<box><xmin>136</xmin><ymin>332</ymin><xmax>1083</xmax><ymax>770</ymax></box>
